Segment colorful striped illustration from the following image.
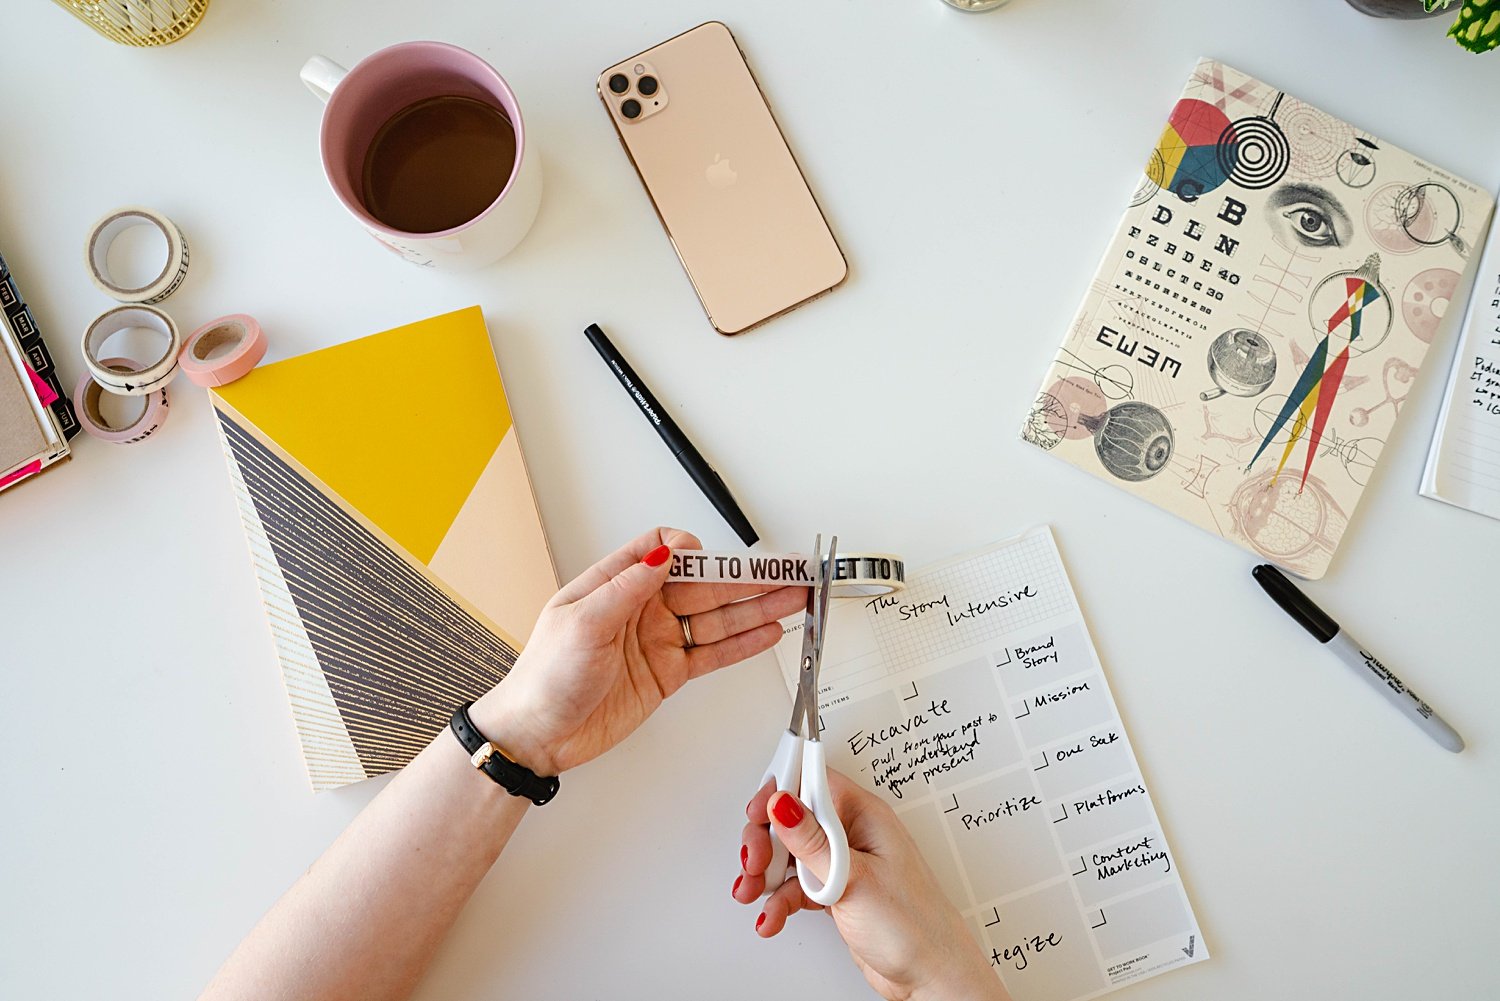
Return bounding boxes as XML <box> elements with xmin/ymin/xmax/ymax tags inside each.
<box><xmin>1248</xmin><ymin>255</ymin><xmax>1384</xmax><ymax>490</ymax></box>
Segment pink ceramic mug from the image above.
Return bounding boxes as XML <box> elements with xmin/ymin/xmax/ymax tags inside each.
<box><xmin>300</xmin><ymin>41</ymin><xmax>543</xmax><ymax>271</ymax></box>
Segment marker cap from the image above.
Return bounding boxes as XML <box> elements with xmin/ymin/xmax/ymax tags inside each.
<box><xmin>1252</xmin><ymin>564</ymin><xmax>1339</xmax><ymax>643</ymax></box>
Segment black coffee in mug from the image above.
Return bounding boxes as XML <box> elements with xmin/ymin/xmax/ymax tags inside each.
<box><xmin>360</xmin><ymin>95</ymin><xmax>517</xmax><ymax>234</ymax></box>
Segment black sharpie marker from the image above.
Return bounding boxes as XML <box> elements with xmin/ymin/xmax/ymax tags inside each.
<box><xmin>584</xmin><ymin>323</ymin><xmax>758</xmax><ymax>545</ymax></box>
<box><xmin>1252</xmin><ymin>564</ymin><xmax>1464</xmax><ymax>753</ymax></box>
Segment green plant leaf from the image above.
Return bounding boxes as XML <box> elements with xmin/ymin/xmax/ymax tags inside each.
<box><xmin>1424</xmin><ymin>0</ymin><xmax>1454</xmax><ymax>12</ymax></box>
<box><xmin>1448</xmin><ymin>0</ymin><xmax>1499</xmax><ymax>52</ymax></box>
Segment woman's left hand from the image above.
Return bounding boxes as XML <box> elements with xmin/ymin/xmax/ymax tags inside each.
<box><xmin>470</xmin><ymin>527</ymin><xmax>805</xmax><ymax>776</ymax></box>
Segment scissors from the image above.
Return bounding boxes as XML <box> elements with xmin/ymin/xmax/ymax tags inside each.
<box><xmin>758</xmin><ymin>534</ymin><xmax>850</xmax><ymax>906</ymax></box>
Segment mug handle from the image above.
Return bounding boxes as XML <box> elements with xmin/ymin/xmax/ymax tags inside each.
<box><xmin>300</xmin><ymin>56</ymin><xmax>348</xmax><ymax>104</ymax></box>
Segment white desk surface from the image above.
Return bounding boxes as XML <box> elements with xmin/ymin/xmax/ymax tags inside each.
<box><xmin>3</xmin><ymin>1</ymin><xmax>1497</xmax><ymax>998</ymax></box>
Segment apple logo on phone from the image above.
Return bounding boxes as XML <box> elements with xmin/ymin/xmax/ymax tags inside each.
<box><xmin>706</xmin><ymin>154</ymin><xmax>737</xmax><ymax>189</ymax></box>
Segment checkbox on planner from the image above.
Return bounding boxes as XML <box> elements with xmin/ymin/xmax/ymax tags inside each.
<box><xmin>1014</xmin><ymin>699</ymin><xmax>1031</xmax><ymax>720</ymax></box>
<box><xmin>902</xmin><ymin>682</ymin><xmax>920</xmax><ymax>701</ymax></box>
<box><xmin>1072</xmin><ymin>855</ymin><xmax>1088</xmax><ymax>877</ymax></box>
<box><xmin>1052</xmin><ymin>803</ymin><xmax>1069</xmax><ymax>824</ymax></box>
<box><xmin>984</xmin><ymin>906</ymin><xmax>1002</xmax><ymax>928</ymax></box>
<box><xmin>1032</xmin><ymin>751</ymin><xmax>1050</xmax><ymax>771</ymax></box>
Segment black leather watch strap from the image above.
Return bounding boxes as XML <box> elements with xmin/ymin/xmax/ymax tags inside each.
<box><xmin>449</xmin><ymin>701</ymin><xmax>560</xmax><ymax>806</ymax></box>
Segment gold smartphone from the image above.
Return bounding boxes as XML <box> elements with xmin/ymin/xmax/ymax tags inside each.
<box><xmin>598</xmin><ymin>22</ymin><xmax>847</xmax><ymax>336</ymax></box>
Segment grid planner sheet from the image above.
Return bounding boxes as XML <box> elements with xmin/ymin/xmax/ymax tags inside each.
<box><xmin>773</xmin><ymin>527</ymin><xmax>1206</xmax><ymax>1001</ymax></box>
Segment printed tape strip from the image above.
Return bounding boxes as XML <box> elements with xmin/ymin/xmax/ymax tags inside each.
<box><xmin>85</xmin><ymin>206</ymin><xmax>190</xmax><ymax>304</ymax></box>
<box><xmin>73</xmin><ymin>357</ymin><xmax>169</xmax><ymax>445</ymax></box>
<box><xmin>81</xmin><ymin>304</ymin><xmax>180</xmax><ymax>396</ymax></box>
<box><xmin>667</xmin><ymin>550</ymin><xmax>905</xmax><ymax>597</ymax></box>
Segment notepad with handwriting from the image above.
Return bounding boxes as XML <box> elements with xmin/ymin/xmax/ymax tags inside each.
<box><xmin>1421</xmin><ymin>199</ymin><xmax>1500</xmax><ymax>520</ymax></box>
<box><xmin>774</xmin><ymin>527</ymin><xmax>1205</xmax><ymax>1001</ymax></box>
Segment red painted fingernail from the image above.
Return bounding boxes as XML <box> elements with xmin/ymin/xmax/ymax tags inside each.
<box><xmin>740</xmin><ymin>845</ymin><xmax>749</xmax><ymax>870</ymax></box>
<box><xmin>756</xmin><ymin>913</ymin><xmax>767</xmax><ymax>931</ymax></box>
<box><xmin>733</xmin><ymin>875</ymin><xmax>743</xmax><ymax>896</ymax></box>
<box><xmin>771</xmin><ymin>793</ymin><xmax>804</xmax><ymax>828</ymax></box>
<box><xmin>642</xmin><ymin>544</ymin><xmax>670</xmax><ymax>567</ymax></box>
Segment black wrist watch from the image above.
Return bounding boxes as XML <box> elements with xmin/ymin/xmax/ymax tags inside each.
<box><xmin>449</xmin><ymin>701</ymin><xmax>560</xmax><ymax>806</ymax></box>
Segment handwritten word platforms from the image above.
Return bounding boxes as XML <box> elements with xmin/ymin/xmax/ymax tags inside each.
<box><xmin>774</xmin><ymin>528</ymin><xmax>1205</xmax><ymax>1001</ymax></box>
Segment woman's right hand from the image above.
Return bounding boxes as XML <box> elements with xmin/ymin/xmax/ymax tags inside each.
<box><xmin>733</xmin><ymin>769</ymin><xmax>1010</xmax><ymax>1001</ymax></box>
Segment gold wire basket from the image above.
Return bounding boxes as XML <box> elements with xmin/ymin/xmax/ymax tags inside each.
<box><xmin>52</xmin><ymin>0</ymin><xmax>211</xmax><ymax>46</ymax></box>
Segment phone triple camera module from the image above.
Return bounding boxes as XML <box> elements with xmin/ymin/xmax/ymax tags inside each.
<box><xmin>608</xmin><ymin>62</ymin><xmax>664</xmax><ymax>123</ymax></box>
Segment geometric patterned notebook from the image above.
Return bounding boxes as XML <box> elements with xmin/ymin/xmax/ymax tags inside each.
<box><xmin>1022</xmin><ymin>59</ymin><xmax>1493</xmax><ymax>578</ymax></box>
<box><xmin>211</xmin><ymin>307</ymin><xmax>556</xmax><ymax>789</ymax></box>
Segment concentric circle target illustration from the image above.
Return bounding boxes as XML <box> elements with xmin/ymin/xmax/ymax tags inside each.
<box><xmin>1217</xmin><ymin>116</ymin><xmax>1290</xmax><ymax>190</ymax></box>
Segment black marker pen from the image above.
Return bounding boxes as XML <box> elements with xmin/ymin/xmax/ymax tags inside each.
<box><xmin>1252</xmin><ymin>564</ymin><xmax>1463</xmax><ymax>752</ymax></box>
<box><xmin>584</xmin><ymin>323</ymin><xmax>758</xmax><ymax>546</ymax></box>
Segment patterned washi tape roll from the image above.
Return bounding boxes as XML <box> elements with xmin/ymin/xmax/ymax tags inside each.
<box><xmin>179</xmin><ymin>314</ymin><xmax>268</xmax><ymax>387</ymax></box>
<box><xmin>85</xmin><ymin>206</ymin><xmax>190</xmax><ymax>304</ymax></box>
<box><xmin>73</xmin><ymin>357</ymin><xmax>169</xmax><ymax>444</ymax></box>
<box><xmin>81</xmin><ymin>305</ymin><xmax>181</xmax><ymax>397</ymax></box>
<box><xmin>667</xmin><ymin>550</ymin><xmax>906</xmax><ymax>597</ymax></box>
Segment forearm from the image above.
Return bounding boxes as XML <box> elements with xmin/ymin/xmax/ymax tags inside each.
<box><xmin>201</xmin><ymin>726</ymin><xmax>529</xmax><ymax>1001</ymax></box>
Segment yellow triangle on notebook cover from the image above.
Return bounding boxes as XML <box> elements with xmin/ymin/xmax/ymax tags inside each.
<box><xmin>213</xmin><ymin>306</ymin><xmax>510</xmax><ymax>564</ymax></box>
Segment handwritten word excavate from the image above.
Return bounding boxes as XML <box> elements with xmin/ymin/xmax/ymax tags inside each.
<box><xmin>847</xmin><ymin>700</ymin><xmax>953</xmax><ymax>757</ymax></box>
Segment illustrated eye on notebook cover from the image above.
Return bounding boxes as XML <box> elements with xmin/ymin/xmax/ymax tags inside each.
<box><xmin>1265</xmin><ymin>183</ymin><xmax>1352</xmax><ymax>249</ymax></box>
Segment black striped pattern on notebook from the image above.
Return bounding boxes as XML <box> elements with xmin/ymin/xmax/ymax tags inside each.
<box><xmin>217</xmin><ymin>409</ymin><xmax>517</xmax><ymax>783</ymax></box>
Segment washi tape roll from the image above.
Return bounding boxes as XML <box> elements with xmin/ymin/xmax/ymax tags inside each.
<box><xmin>85</xmin><ymin>206</ymin><xmax>190</xmax><ymax>304</ymax></box>
<box><xmin>179</xmin><ymin>314</ymin><xmax>267</xmax><ymax>387</ymax></box>
<box><xmin>73</xmin><ymin>357</ymin><xmax>169</xmax><ymax>444</ymax></box>
<box><xmin>81</xmin><ymin>305</ymin><xmax>181</xmax><ymax>396</ymax></box>
<box><xmin>667</xmin><ymin>550</ymin><xmax>906</xmax><ymax>597</ymax></box>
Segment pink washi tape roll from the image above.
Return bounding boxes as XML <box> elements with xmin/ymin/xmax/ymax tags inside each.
<box><xmin>178</xmin><ymin>314</ymin><xmax>267</xmax><ymax>387</ymax></box>
<box><xmin>73</xmin><ymin>357</ymin><xmax>169</xmax><ymax>444</ymax></box>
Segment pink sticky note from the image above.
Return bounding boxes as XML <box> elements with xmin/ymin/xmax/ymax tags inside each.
<box><xmin>24</xmin><ymin>364</ymin><xmax>58</xmax><ymax>407</ymax></box>
<box><xmin>0</xmin><ymin>459</ymin><xmax>42</xmax><ymax>490</ymax></box>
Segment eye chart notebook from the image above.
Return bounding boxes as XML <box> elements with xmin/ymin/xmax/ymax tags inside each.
<box><xmin>1021</xmin><ymin>58</ymin><xmax>1493</xmax><ymax>578</ymax></box>
<box><xmin>774</xmin><ymin>528</ymin><xmax>1205</xmax><ymax>1001</ymax></box>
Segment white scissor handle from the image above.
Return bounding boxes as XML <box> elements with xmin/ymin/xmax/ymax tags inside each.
<box><xmin>795</xmin><ymin>741</ymin><xmax>850</xmax><ymax>906</ymax></box>
<box><xmin>759</xmin><ymin>729</ymin><xmax>802</xmax><ymax>897</ymax></box>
